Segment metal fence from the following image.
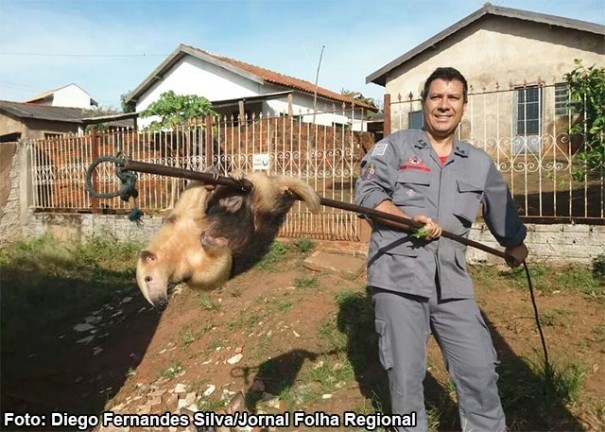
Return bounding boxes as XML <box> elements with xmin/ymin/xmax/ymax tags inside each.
<box><xmin>28</xmin><ymin>108</ymin><xmax>374</xmax><ymax>241</ymax></box>
<box><xmin>389</xmin><ymin>81</ymin><xmax>604</xmax><ymax>223</ymax></box>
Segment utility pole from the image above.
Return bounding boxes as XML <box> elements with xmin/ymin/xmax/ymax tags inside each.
<box><xmin>312</xmin><ymin>45</ymin><xmax>325</xmax><ymax>126</ymax></box>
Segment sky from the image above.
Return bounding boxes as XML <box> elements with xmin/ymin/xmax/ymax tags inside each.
<box><xmin>0</xmin><ymin>0</ymin><xmax>603</xmax><ymax>110</ymax></box>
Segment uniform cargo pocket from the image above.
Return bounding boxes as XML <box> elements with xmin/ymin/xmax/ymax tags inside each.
<box><xmin>392</xmin><ymin>171</ymin><xmax>430</xmax><ymax>207</ymax></box>
<box><xmin>453</xmin><ymin>179</ymin><xmax>483</xmax><ymax>223</ymax></box>
<box><xmin>454</xmin><ymin>248</ymin><xmax>468</xmax><ymax>273</ymax></box>
<box><xmin>375</xmin><ymin>318</ymin><xmax>394</xmax><ymax>371</ymax></box>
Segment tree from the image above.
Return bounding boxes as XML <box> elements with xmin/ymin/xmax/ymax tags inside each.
<box><xmin>341</xmin><ymin>89</ymin><xmax>381</xmax><ymax>114</ymax></box>
<box><xmin>140</xmin><ymin>90</ymin><xmax>217</xmax><ymax>129</ymax></box>
<box><xmin>565</xmin><ymin>59</ymin><xmax>605</xmax><ymax>180</ymax></box>
<box><xmin>120</xmin><ymin>92</ymin><xmax>136</xmax><ymax>113</ymax></box>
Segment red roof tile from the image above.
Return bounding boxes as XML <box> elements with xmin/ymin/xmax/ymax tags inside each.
<box><xmin>183</xmin><ymin>44</ymin><xmax>377</xmax><ymax>111</ymax></box>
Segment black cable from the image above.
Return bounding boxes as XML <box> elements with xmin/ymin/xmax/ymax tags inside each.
<box><xmin>523</xmin><ymin>261</ymin><xmax>550</xmax><ymax>375</ymax></box>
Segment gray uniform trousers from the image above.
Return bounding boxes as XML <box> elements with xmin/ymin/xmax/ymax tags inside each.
<box><xmin>372</xmin><ymin>288</ymin><xmax>505</xmax><ymax>432</ymax></box>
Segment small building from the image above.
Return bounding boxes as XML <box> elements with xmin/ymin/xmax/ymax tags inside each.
<box><xmin>25</xmin><ymin>84</ymin><xmax>99</xmax><ymax>109</ymax></box>
<box><xmin>0</xmin><ymin>100</ymin><xmax>137</xmax><ymax>142</ymax></box>
<box><xmin>124</xmin><ymin>44</ymin><xmax>377</xmax><ymax>130</ymax></box>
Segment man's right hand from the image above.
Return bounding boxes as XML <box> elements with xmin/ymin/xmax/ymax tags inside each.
<box><xmin>373</xmin><ymin>200</ymin><xmax>442</xmax><ymax>240</ymax></box>
<box><xmin>411</xmin><ymin>214</ymin><xmax>442</xmax><ymax>240</ymax></box>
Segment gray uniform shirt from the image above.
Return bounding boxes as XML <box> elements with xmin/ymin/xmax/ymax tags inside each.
<box><xmin>355</xmin><ymin>129</ymin><xmax>526</xmax><ymax>299</ymax></box>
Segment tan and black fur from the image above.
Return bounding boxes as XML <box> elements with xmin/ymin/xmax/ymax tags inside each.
<box><xmin>136</xmin><ymin>171</ymin><xmax>320</xmax><ymax>309</ymax></box>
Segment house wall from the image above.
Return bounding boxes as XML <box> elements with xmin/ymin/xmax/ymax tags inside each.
<box><xmin>387</xmin><ymin>16</ymin><xmax>604</xmax><ymax>101</ymax></box>
<box><xmin>26</xmin><ymin>119</ymin><xmax>82</xmax><ymax>139</ymax></box>
<box><xmin>136</xmin><ymin>56</ymin><xmax>263</xmax><ymax>127</ymax></box>
<box><xmin>265</xmin><ymin>90</ymin><xmax>355</xmax><ymax>127</ymax></box>
<box><xmin>52</xmin><ymin>84</ymin><xmax>94</xmax><ymax>109</ymax></box>
<box><xmin>0</xmin><ymin>115</ymin><xmax>81</xmax><ymax>140</ymax></box>
<box><xmin>386</xmin><ymin>16</ymin><xmax>604</xmax><ymax>136</ymax></box>
<box><xmin>0</xmin><ymin>114</ymin><xmax>26</xmax><ymax>139</ymax></box>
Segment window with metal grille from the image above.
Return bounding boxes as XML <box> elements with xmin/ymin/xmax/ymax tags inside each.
<box><xmin>555</xmin><ymin>83</ymin><xmax>570</xmax><ymax>116</ymax></box>
<box><xmin>515</xmin><ymin>85</ymin><xmax>542</xmax><ymax>136</ymax></box>
<box><xmin>408</xmin><ymin>110</ymin><xmax>423</xmax><ymax>129</ymax></box>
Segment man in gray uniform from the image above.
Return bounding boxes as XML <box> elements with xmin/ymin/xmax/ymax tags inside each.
<box><xmin>355</xmin><ymin>67</ymin><xmax>528</xmax><ymax>432</ymax></box>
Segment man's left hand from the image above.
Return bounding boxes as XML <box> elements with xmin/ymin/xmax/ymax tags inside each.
<box><xmin>505</xmin><ymin>243</ymin><xmax>529</xmax><ymax>267</ymax></box>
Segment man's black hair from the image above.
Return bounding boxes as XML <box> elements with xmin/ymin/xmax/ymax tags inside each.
<box><xmin>421</xmin><ymin>67</ymin><xmax>468</xmax><ymax>103</ymax></box>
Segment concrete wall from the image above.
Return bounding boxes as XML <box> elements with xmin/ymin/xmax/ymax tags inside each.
<box><xmin>0</xmin><ymin>113</ymin><xmax>82</xmax><ymax>140</ymax></box>
<box><xmin>22</xmin><ymin>213</ymin><xmax>162</xmax><ymax>245</ymax></box>
<box><xmin>0</xmin><ymin>143</ymin><xmax>21</xmax><ymax>243</ymax></box>
<box><xmin>467</xmin><ymin>222</ymin><xmax>605</xmax><ymax>265</ymax></box>
<box><xmin>0</xmin><ymin>114</ymin><xmax>26</xmax><ymax>139</ymax></box>
<box><xmin>16</xmin><ymin>212</ymin><xmax>605</xmax><ymax>266</ymax></box>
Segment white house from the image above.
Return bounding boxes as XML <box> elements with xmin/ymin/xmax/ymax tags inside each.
<box><xmin>25</xmin><ymin>84</ymin><xmax>98</xmax><ymax>109</ymax></box>
<box><xmin>124</xmin><ymin>44</ymin><xmax>377</xmax><ymax>130</ymax></box>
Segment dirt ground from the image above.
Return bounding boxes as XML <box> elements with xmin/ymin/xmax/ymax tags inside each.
<box><xmin>1</xmin><ymin>244</ymin><xmax>604</xmax><ymax>432</ymax></box>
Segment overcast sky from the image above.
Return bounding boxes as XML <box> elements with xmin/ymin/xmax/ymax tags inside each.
<box><xmin>0</xmin><ymin>0</ymin><xmax>603</xmax><ymax>109</ymax></box>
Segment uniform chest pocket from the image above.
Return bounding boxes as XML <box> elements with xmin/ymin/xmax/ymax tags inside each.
<box><xmin>453</xmin><ymin>180</ymin><xmax>484</xmax><ymax>224</ymax></box>
<box><xmin>392</xmin><ymin>170</ymin><xmax>430</xmax><ymax>208</ymax></box>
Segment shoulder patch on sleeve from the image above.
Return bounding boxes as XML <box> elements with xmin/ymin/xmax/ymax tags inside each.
<box><xmin>371</xmin><ymin>143</ymin><xmax>388</xmax><ymax>156</ymax></box>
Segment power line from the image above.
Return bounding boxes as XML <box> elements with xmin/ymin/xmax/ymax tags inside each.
<box><xmin>0</xmin><ymin>52</ymin><xmax>168</xmax><ymax>58</ymax></box>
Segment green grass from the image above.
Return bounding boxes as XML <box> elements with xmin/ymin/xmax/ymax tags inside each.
<box><xmin>469</xmin><ymin>263</ymin><xmax>603</xmax><ymax>299</ymax></box>
<box><xmin>1</xmin><ymin>235</ymin><xmax>142</xmax><ymax>352</ymax></box>
<box><xmin>300</xmin><ymin>355</ymin><xmax>355</xmax><ymax>390</ymax></box>
<box><xmin>256</xmin><ymin>242</ymin><xmax>289</xmax><ymax>271</ymax></box>
<box><xmin>275</xmin><ymin>299</ymin><xmax>293</xmax><ymax>312</ymax></box>
<box><xmin>293</xmin><ymin>275</ymin><xmax>319</xmax><ymax>289</ymax></box>
<box><xmin>291</xmin><ymin>237</ymin><xmax>316</xmax><ymax>253</ymax></box>
<box><xmin>255</xmin><ymin>239</ymin><xmax>317</xmax><ymax>272</ymax></box>
<box><xmin>158</xmin><ymin>360</ymin><xmax>183</xmax><ymax>380</ymax></box>
<box><xmin>178</xmin><ymin>325</ymin><xmax>204</xmax><ymax>348</ymax></box>
<box><xmin>197</xmin><ymin>292</ymin><xmax>221</xmax><ymax>311</ymax></box>
<box><xmin>539</xmin><ymin>308</ymin><xmax>574</xmax><ymax>328</ymax></box>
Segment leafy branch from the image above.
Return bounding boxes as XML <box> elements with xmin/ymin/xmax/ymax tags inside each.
<box><xmin>140</xmin><ymin>90</ymin><xmax>217</xmax><ymax>130</ymax></box>
<box><xmin>565</xmin><ymin>59</ymin><xmax>605</xmax><ymax>180</ymax></box>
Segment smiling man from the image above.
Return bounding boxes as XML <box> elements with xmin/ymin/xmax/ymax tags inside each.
<box><xmin>355</xmin><ymin>67</ymin><xmax>528</xmax><ymax>432</ymax></box>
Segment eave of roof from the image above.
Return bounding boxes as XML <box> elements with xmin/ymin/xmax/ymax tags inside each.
<box><xmin>0</xmin><ymin>100</ymin><xmax>85</xmax><ymax>123</ymax></box>
<box><xmin>366</xmin><ymin>2</ymin><xmax>605</xmax><ymax>86</ymax></box>
<box><xmin>0</xmin><ymin>100</ymin><xmax>129</xmax><ymax>124</ymax></box>
<box><xmin>210</xmin><ymin>90</ymin><xmax>293</xmax><ymax>108</ymax></box>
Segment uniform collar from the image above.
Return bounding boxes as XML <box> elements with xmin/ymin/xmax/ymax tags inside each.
<box><xmin>452</xmin><ymin>140</ymin><xmax>471</xmax><ymax>158</ymax></box>
<box><xmin>416</xmin><ymin>130</ymin><xmax>470</xmax><ymax>158</ymax></box>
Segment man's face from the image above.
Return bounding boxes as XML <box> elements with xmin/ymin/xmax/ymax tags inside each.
<box><xmin>422</xmin><ymin>78</ymin><xmax>467</xmax><ymax>139</ymax></box>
